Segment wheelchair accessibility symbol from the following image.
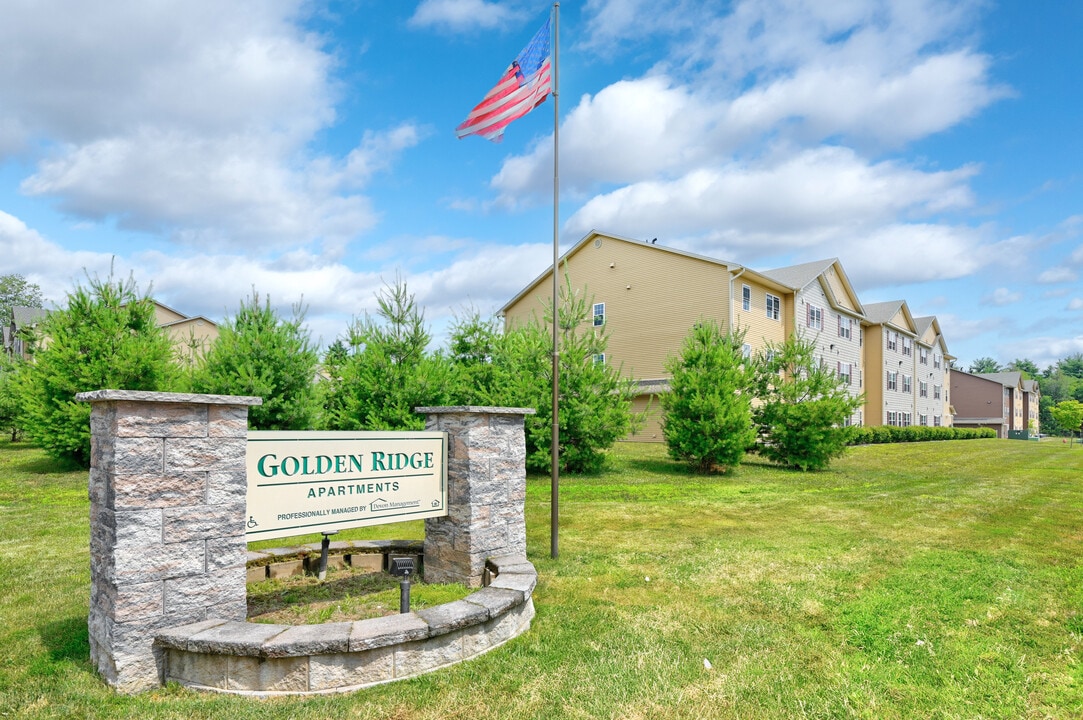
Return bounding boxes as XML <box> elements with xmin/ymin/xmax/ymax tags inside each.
<box><xmin>247</xmin><ymin>516</ymin><xmax>258</xmax><ymax>529</ymax></box>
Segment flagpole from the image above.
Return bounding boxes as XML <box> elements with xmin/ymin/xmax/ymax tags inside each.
<box><xmin>550</xmin><ymin>1</ymin><xmax>560</xmax><ymax>560</ymax></box>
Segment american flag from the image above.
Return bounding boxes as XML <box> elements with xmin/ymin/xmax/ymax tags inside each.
<box><xmin>456</xmin><ymin>19</ymin><xmax>552</xmax><ymax>142</ymax></box>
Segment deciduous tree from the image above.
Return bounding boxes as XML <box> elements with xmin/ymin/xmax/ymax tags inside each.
<box><xmin>0</xmin><ymin>273</ymin><xmax>45</xmax><ymax>321</ymax></box>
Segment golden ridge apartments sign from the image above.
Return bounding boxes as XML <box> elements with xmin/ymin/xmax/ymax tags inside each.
<box><xmin>245</xmin><ymin>430</ymin><xmax>448</xmax><ymax>540</ymax></box>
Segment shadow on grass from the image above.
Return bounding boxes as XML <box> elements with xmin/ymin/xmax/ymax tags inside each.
<box><xmin>247</xmin><ymin>570</ymin><xmax>400</xmax><ymax>619</ymax></box>
<box><xmin>1</xmin><ymin>441</ymin><xmax>82</xmax><ymax>475</ymax></box>
<box><xmin>39</xmin><ymin>614</ymin><xmax>90</xmax><ymax>663</ymax></box>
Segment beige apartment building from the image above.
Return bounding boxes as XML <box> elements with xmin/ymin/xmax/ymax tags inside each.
<box><xmin>501</xmin><ymin>231</ymin><xmax>892</xmax><ymax>441</ymax></box>
<box><xmin>149</xmin><ymin>301</ymin><xmax>220</xmax><ymax>363</ymax></box>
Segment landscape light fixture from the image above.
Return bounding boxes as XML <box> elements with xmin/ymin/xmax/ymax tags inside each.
<box><xmin>390</xmin><ymin>556</ymin><xmax>416</xmax><ymax>613</ymax></box>
<box><xmin>318</xmin><ymin>530</ymin><xmax>338</xmax><ymax>581</ymax></box>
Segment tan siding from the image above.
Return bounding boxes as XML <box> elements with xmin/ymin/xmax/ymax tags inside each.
<box><xmin>152</xmin><ymin>303</ymin><xmax>187</xmax><ymax>325</ymax></box>
<box><xmin>627</xmin><ymin>393</ymin><xmax>665</xmax><ymax>443</ymax></box>
<box><xmin>823</xmin><ymin>268</ymin><xmax>857</xmax><ymax>313</ymax></box>
<box><xmin>733</xmin><ymin>279</ymin><xmax>788</xmax><ymax>351</ymax></box>
<box><xmin>165</xmin><ymin>319</ymin><xmax>219</xmax><ymax>362</ymax></box>
<box><xmin>503</xmin><ymin>237</ymin><xmax>731</xmax><ymax>381</ymax></box>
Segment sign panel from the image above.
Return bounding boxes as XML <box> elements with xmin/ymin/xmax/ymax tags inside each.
<box><xmin>245</xmin><ymin>430</ymin><xmax>447</xmax><ymax>540</ymax></box>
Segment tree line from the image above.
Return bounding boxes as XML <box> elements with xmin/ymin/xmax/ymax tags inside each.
<box><xmin>0</xmin><ymin>271</ymin><xmax>1020</xmax><ymax>473</ymax></box>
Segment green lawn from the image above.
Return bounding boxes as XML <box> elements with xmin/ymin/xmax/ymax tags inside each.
<box><xmin>0</xmin><ymin>437</ymin><xmax>1080</xmax><ymax>719</ymax></box>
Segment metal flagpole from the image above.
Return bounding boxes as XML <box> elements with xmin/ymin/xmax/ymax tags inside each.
<box><xmin>550</xmin><ymin>1</ymin><xmax>560</xmax><ymax>560</ymax></box>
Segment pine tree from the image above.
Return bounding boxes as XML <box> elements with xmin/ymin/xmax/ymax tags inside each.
<box><xmin>662</xmin><ymin>321</ymin><xmax>755</xmax><ymax>473</ymax></box>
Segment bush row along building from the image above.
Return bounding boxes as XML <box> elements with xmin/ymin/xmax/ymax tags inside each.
<box><xmin>501</xmin><ymin>230</ymin><xmax>1038</xmax><ymax>441</ymax></box>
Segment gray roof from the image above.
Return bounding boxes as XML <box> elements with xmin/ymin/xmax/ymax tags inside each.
<box><xmin>912</xmin><ymin>315</ymin><xmax>935</xmax><ymax>337</ymax></box>
<box><xmin>760</xmin><ymin>258</ymin><xmax>837</xmax><ymax>290</ymax></box>
<box><xmin>974</xmin><ymin>371</ymin><xmax>1024</xmax><ymax>388</ymax></box>
<box><xmin>862</xmin><ymin>300</ymin><xmax>906</xmax><ymax>325</ymax></box>
<box><xmin>12</xmin><ymin>306</ymin><xmax>48</xmax><ymax>328</ymax></box>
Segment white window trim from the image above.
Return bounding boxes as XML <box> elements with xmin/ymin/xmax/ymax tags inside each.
<box><xmin>742</xmin><ymin>284</ymin><xmax>751</xmax><ymax>311</ymax></box>
<box><xmin>766</xmin><ymin>294</ymin><xmax>781</xmax><ymax>321</ymax></box>
<box><xmin>593</xmin><ymin>302</ymin><xmax>605</xmax><ymax>327</ymax></box>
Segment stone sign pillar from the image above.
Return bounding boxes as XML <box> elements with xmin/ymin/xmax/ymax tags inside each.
<box><xmin>417</xmin><ymin>406</ymin><xmax>534</xmax><ymax>587</ymax></box>
<box><xmin>77</xmin><ymin>390</ymin><xmax>261</xmax><ymax>693</ymax></box>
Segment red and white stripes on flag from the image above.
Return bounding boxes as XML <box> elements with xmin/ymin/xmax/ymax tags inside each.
<box><xmin>456</xmin><ymin>19</ymin><xmax>552</xmax><ymax>142</ymax></box>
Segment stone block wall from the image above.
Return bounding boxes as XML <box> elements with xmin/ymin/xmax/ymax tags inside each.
<box><xmin>77</xmin><ymin>390</ymin><xmax>261</xmax><ymax>693</ymax></box>
<box><xmin>417</xmin><ymin>407</ymin><xmax>534</xmax><ymax>587</ymax></box>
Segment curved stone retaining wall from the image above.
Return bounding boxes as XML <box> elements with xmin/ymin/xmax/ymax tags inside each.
<box><xmin>155</xmin><ymin>554</ymin><xmax>536</xmax><ymax>695</ymax></box>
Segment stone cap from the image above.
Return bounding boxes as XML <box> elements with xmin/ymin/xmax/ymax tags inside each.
<box><xmin>157</xmin><ymin>553</ymin><xmax>538</xmax><ymax>658</ymax></box>
<box><xmin>75</xmin><ymin>389</ymin><xmax>263</xmax><ymax>406</ymax></box>
<box><xmin>415</xmin><ymin>406</ymin><xmax>536</xmax><ymax>415</ymax></box>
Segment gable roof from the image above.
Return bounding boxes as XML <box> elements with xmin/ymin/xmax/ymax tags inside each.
<box><xmin>761</xmin><ymin>258</ymin><xmax>837</xmax><ymax>289</ymax></box>
<box><xmin>974</xmin><ymin>371</ymin><xmax>1024</xmax><ymax>389</ymax></box>
<box><xmin>760</xmin><ymin>257</ymin><xmax>865</xmax><ymax>317</ymax></box>
<box><xmin>12</xmin><ymin>306</ymin><xmax>48</xmax><ymax>328</ymax></box>
<box><xmin>912</xmin><ymin>315</ymin><xmax>951</xmax><ymax>356</ymax></box>
<box><xmin>500</xmin><ymin>229</ymin><xmax>745</xmax><ymax>314</ymax></box>
<box><xmin>862</xmin><ymin>300</ymin><xmax>917</xmax><ymax>334</ymax></box>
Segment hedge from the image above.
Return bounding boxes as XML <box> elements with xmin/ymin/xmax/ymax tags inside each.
<box><xmin>847</xmin><ymin>426</ymin><xmax>997</xmax><ymax>445</ymax></box>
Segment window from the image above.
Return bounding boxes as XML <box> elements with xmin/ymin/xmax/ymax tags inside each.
<box><xmin>887</xmin><ymin>332</ymin><xmax>898</xmax><ymax>351</ymax></box>
<box><xmin>593</xmin><ymin>302</ymin><xmax>605</xmax><ymax>327</ymax></box>
<box><xmin>919</xmin><ymin>414</ymin><xmax>928</xmax><ymax>426</ymax></box>
<box><xmin>887</xmin><ymin>410</ymin><xmax>897</xmax><ymax>426</ymax></box>
<box><xmin>934</xmin><ymin>354</ymin><xmax>941</xmax><ymax>369</ymax></box>
<box><xmin>838</xmin><ymin>362</ymin><xmax>852</xmax><ymax>386</ymax></box>
<box><xmin>933</xmin><ymin>384</ymin><xmax>941</xmax><ymax>399</ymax></box>
<box><xmin>838</xmin><ymin>316</ymin><xmax>852</xmax><ymax>339</ymax></box>
<box><xmin>742</xmin><ymin>343</ymin><xmax>752</xmax><ymax>359</ymax></box>
<box><xmin>934</xmin><ymin>415</ymin><xmax>942</xmax><ymax>427</ymax></box>
<box><xmin>902</xmin><ymin>337</ymin><xmax>912</xmax><ymax>356</ymax></box>
<box><xmin>742</xmin><ymin>285</ymin><xmax>751</xmax><ymax>311</ymax></box>
<box><xmin>807</xmin><ymin>304</ymin><xmax>824</xmax><ymax>330</ymax></box>
<box><xmin>766</xmin><ymin>294</ymin><xmax>780</xmax><ymax>320</ymax></box>
<box><xmin>887</xmin><ymin>371</ymin><xmax>898</xmax><ymax>391</ymax></box>
<box><xmin>903</xmin><ymin>374</ymin><xmax>912</xmax><ymax>393</ymax></box>
<box><xmin>902</xmin><ymin>412</ymin><xmax>912</xmax><ymax>427</ymax></box>
<box><xmin>919</xmin><ymin>347</ymin><xmax>929</xmax><ymax>365</ymax></box>
<box><xmin>593</xmin><ymin>353</ymin><xmax>605</xmax><ymax>365</ymax></box>
<box><xmin>919</xmin><ymin>381</ymin><xmax>928</xmax><ymax>398</ymax></box>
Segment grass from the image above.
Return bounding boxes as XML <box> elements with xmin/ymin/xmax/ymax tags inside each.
<box><xmin>247</xmin><ymin>570</ymin><xmax>472</xmax><ymax>625</ymax></box>
<box><xmin>0</xmin><ymin>436</ymin><xmax>1081</xmax><ymax>718</ymax></box>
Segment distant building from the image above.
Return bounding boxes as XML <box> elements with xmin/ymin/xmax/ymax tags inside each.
<box><xmin>951</xmin><ymin>370</ymin><xmax>1039</xmax><ymax>438</ymax></box>
<box><xmin>4</xmin><ymin>306</ymin><xmax>49</xmax><ymax>359</ymax></box>
<box><xmin>3</xmin><ymin>301</ymin><xmax>217</xmax><ymax>364</ymax></box>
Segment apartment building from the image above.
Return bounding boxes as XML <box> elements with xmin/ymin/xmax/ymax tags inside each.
<box><xmin>952</xmin><ymin>371</ymin><xmax>1039</xmax><ymax>438</ymax></box>
<box><xmin>501</xmin><ymin>231</ymin><xmax>959</xmax><ymax>440</ymax></box>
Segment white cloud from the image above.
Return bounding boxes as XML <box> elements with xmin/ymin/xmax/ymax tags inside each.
<box><xmin>560</xmin><ymin>146</ymin><xmax>977</xmax><ymax>264</ymax></box>
<box><xmin>838</xmin><ymin>224</ymin><xmax>988</xmax><ymax>289</ymax></box>
<box><xmin>0</xmin><ymin>209</ymin><xmax>550</xmax><ymax>349</ymax></box>
<box><xmin>408</xmin><ymin>0</ymin><xmax>522</xmax><ymax>32</ymax></box>
<box><xmin>0</xmin><ymin>0</ymin><xmax>426</xmax><ymax>252</ymax></box>
<box><xmin>1038</xmin><ymin>266</ymin><xmax>1078</xmax><ymax>284</ymax></box>
<box><xmin>997</xmin><ymin>335</ymin><xmax>1083</xmax><ymax>370</ymax></box>
<box><xmin>936</xmin><ymin>312</ymin><xmax>1009</xmax><ymax>343</ymax></box>
<box><xmin>983</xmin><ymin>287</ymin><xmax>1022</xmax><ymax>307</ymax></box>
<box><xmin>1069</xmin><ymin>298</ymin><xmax>1083</xmax><ymax>312</ymax></box>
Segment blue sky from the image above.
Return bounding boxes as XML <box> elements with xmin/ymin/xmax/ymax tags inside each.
<box><xmin>1</xmin><ymin>0</ymin><xmax>1080</xmax><ymax>369</ymax></box>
